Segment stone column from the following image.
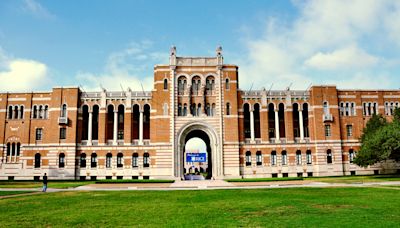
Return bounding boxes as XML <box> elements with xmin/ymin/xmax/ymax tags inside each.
<box><xmin>250</xmin><ymin>109</ymin><xmax>255</xmax><ymax>142</ymax></box>
<box><xmin>299</xmin><ymin>109</ymin><xmax>304</xmax><ymax>142</ymax></box>
<box><xmin>88</xmin><ymin>111</ymin><xmax>93</xmax><ymax>145</ymax></box>
<box><xmin>113</xmin><ymin>111</ymin><xmax>118</xmax><ymax>145</ymax></box>
<box><xmin>139</xmin><ymin>110</ymin><xmax>144</xmax><ymax>145</ymax></box>
<box><xmin>275</xmin><ymin>110</ymin><xmax>280</xmax><ymax>143</ymax></box>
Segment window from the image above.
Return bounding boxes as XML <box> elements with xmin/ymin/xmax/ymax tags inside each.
<box><xmin>91</xmin><ymin>153</ymin><xmax>97</xmax><ymax>168</ymax></box>
<box><xmin>225</xmin><ymin>78</ymin><xmax>230</xmax><ymax>90</ymax></box>
<box><xmin>296</xmin><ymin>150</ymin><xmax>302</xmax><ymax>165</ymax></box>
<box><xmin>245</xmin><ymin>151</ymin><xmax>251</xmax><ymax>166</ymax></box>
<box><xmin>117</xmin><ymin>153</ymin><xmax>123</xmax><ymax>168</ymax></box>
<box><xmin>106</xmin><ymin>153</ymin><xmax>112</xmax><ymax>168</ymax></box>
<box><xmin>178</xmin><ymin>76</ymin><xmax>186</xmax><ymax>95</ymax></box>
<box><xmin>256</xmin><ymin>151</ymin><xmax>262</xmax><ymax>166</ymax></box>
<box><xmin>226</xmin><ymin>103</ymin><xmax>230</xmax><ymax>115</ymax></box>
<box><xmin>346</xmin><ymin>125</ymin><xmax>353</xmax><ymax>137</ymax></box>
<box><xmin>61</xmin><ymin>104</ymin><xmax>67</xmax><ymax>118</ymax></box>
<box><xmin>59</xmin><ymin>153</ymin><xmax>65</xmax><ymax>168</ymax></box>
<box><xmin>327</xmin><ymin>149</ymin><xmax>333</xmax><ymax>164</ymax></box>
<box><xmin>323</xmin><ymin>101</ymin><xmax>329</xmax><ymax>114</ymax></box>
<box><xmin>281</xmin><ymin>151</ymin><xmax>287</xmax><ymax>165</ymax></box>
<box><xmin>271</xmin><ymin>151</ymin><xmax>277</xmax><ymax>166</ymax></box>
<box><xmin>34</xmin><ymin>153</ymin><xmax>41</xmax><ymax>168</ymax></box>
<box><xmin>306</xmin><ymin>150</ymin><xmax>312</xmax><ymax>164</ymax></box>
<box><xmin>19</xmin><ymin>106</ymin><xmax>24</xmax><ymax>119</ymax></box>
<box><xmin>325</xmin><ymin>125</ymin><xmax>331</xmax><ymax>137</ymax></box>
<box><xmin>178</xmin><ymin>104</ymin><xmax>182</xmax><ymax>116</ymax></box>
<box><xmin>8</xmin><ymin>106</ymin><xmax>13</xmax><ymax>119</ymax></box>
<box><xmin>183</xmin><ymin>104</ymin><xmax>187</xmax><ymax>116</ymax></box>
<box><xmin>36</xmin><ymin>128</ymin><xmax>43</xmax><ymax>141</ymax></box>
<box><xmin>80</xmin><ymin>153</ymin><xmax>86</xmax><ymax>168</ymax></box>
<box><xmin>132</xmin><ymin>153</ymin><xmax>138</xmax><ymax>167</ymax></box>
<box><xmin>143</xmin><ymin>153</ymin><xmax>150</xmax><ymax>167</ymax></box>
<box><xmin>349</xmin><ymin>149</ymin><xmax>354</xmax><ymax>163</ymax></box>
<box><xmin>60</xmin><ymin>127</ymin><xmax>67</xmax><ymax>140</ymax></box>
<box><xmin>163</xmin><ymin>79</ymin><xmax>168</xmax><ymax>90</ymax></box>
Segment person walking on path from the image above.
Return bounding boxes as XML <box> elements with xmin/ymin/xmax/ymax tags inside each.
<box><xmin>42</xmin><ymin>173</ymin><xmax>48</xmax><ymax>192</ymax></box>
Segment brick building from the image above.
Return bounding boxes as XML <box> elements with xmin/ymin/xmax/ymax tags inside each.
<box><xmin>1</xmin><ymin>46</ymin><xmax>399</xmax><ymax>180</ymax></box>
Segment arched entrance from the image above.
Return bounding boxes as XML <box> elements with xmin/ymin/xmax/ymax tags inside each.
<box><xmin>184</xmin><ymin>131</ymin><xmax>211</xmax><ymax>179</ymax></box>
<box><xmin>176</xmin><ymin>122</ymin><xmax>221</xmax><ymax>180</ymax></box>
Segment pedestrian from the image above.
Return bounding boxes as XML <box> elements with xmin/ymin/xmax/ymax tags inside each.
<box><xmin>42</xmin><ymin>173</ymin><xmax>48</xmax><ymax>192</ymax></box>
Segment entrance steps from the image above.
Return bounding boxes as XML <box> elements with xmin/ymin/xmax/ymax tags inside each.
<box><xmin>170</xmin><ymin>180</ymin><xmax>234</xmax><ymax>189</ymax></box>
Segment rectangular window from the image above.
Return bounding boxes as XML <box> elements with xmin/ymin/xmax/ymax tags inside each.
<box><xmin>271</xmin><ymin>153</ymin><xmax>277</xmax><ymax>166</ymax></box>
<box><xmin>132</xmin><ymin>156</ymin><xmax>138</xmax><ymax>167</ymax></box>
<box><xmin>60</xmin><ymin>127</ymin><xmax>66</xmax><ymax>140</ymax></box>
<box><xmin>349</xmin><ymin>150</ymin><xmax>354</xmax><ymax>163</ymax></box>
<box><xmin>106</xmin><ymin>156</ymin><xmax>112</xmax><ymax>168</ymax></box>
<box><xmin>306</xmin><ymin>151</ymin><xmax>312</xmax><ymax>164</ymax></box>
<box><xmin>36</xmin><ymin>128</ymin><xmax>43</xmax><ymax>141</ymax></box>
<box><xmin>346</xmin><ymin>125</ymin><xmax>353</xmax><ymax>137</ymax></box>
<box><xmin>282</xmin><ymin>152</ymin><xmax>287</xmax><ymax>165</ymax></box>
<box><xmin>325</xmin><ymin>125</ymin><xmax>331</xmax><ymax>137</ymax></box>
<box><xmin>256</xmin><ymin>152</ymin><xmax>262</xmax><ymax>166</ymax></box>
<box><xmin>296</xmin><ymin>153</ymin><xmax>302</xmax><ymax>165</ymax></box>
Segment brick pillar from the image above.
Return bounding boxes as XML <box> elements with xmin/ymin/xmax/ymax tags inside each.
<box><xmin>98</xmin><ymin>108</ymin><xmax>106</xmax><ymax>144</ymax></box>
<box><xmin>260</xmin><ymin>108</ymin><xmax>269</xmax><ymax>142</ymax></box>
<box><xmin>124</xmin><ymin>110</ymin><xmax>132</xmax><ymax>145</ymax></box>
<box><xmin>285</xmin><ymin>109</ymin><xmax>294</xmax><ymax>142</ymax></box>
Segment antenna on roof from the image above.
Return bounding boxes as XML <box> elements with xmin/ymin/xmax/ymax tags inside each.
<box><xmin>249</xmin><ymin>83</ymin><xmax>254</xmax><ymax>92</ymax></box>
<box><xmin>140</xmin><ymin>82</ymin><xmax>145</xmax><ymax>94</ymax></box>
<box><xmin>287</xmin><ymin>82</ymin><xmax>293</xmax><ymax>91</ymax></box>
<box><xmin>100</xmin><ymin>84</ymin><xmax>106</xmax><ymax>92</ymax></box>
<box><xmin>306</xmin><ymin>83</ymin><xmax>312</xmax><ymax>91</ymax></box>
<box><xmin>120</xmin><ymin>84</ymin><xmax>125</xmax><ymax>95</ymax></box>
<box><xmin>79</xmin><ymin>84</ymin><xmax>87</xmax><ymax>94</ymax></box>
<box><xmin>267</xmin><ymin>83</ymin><xmax>274</xmax><ymax>95</ymax></box>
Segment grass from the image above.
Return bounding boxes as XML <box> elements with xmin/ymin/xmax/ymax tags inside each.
<box><xmin>226</xmin><ymin>177</ymin><xmax>303</xmax><ymax>182</ymax></box>
<box><xmin>95</xmin><ymin>179</ymin><xmax>175</xmax><ymax>184</ymax></box>
<box><xmin>0</xmin><ymin>181</ymin><xmax>94</xmax><ymax>189</ymax></box>
<box><xmin>0</xmin><ymin>191</ymin><xmax>33</xmax><ymax>196</ymax></box>
<box><xmin>309</xmin><ymin>174</ymin><xmax>400</xmax><ymax>183</ymax></box>
<box><xmin>0</xmin><ymin>187</ymin><xmax>399</xmax><ymax>227</ymax></box>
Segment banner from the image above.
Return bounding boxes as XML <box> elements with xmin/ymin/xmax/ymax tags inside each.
<box><xmin>186</xmin><ymin>153</ymin><xmax>207</xmax><ymax>162</ymax></box>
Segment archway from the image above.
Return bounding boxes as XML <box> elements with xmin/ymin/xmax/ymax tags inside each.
<box><xmin>176</xmin><ymin>123</ymin><xmax>220</xmax><ymax>180</ymax></box>
<box><xmin>184</xmin><ymin>132</ymin><xmax>211</xmax><ymax>179</ymax></box>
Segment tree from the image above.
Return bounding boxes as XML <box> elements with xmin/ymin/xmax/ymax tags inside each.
<box><xmin>354</xmin><ymin>110</ymin><xmax>400</xmax><ymax>167</ymax></box>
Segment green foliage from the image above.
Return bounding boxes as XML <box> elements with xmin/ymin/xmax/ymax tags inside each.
<box><xmin>355</xmin><ymin>109</ymin><xmax>400</xmax><ymax>167</ymax></box>
<box><xmin>95</xmin><ymin>179</ymin><xmax>174</xmax><ymax>184</ymax></box>
<box><xmin>226</xmin><ymin>177</ymin><xmax>303</xmax><ymax>182</ymax></box>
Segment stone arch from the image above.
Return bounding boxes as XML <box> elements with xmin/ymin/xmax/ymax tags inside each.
<box><xmin>175</xmin><ymin>122</ymin><xmax>221</xmax><ymax>179</ymax></box>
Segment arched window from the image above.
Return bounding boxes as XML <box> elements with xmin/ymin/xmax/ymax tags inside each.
<box><xmin>296</xmin><ymin>150</ymin><xmax>302</xmax><ymax>165</ymax></box>
<box><xmin>327</xmin><ymin>149</ymin><xmax>333</xmax><ymax>164</ymax></box>
<box><xmin>205</xmin><ymin>76</ymin><xmax>215</xmax><ymax>95</ymax></box>
<box><xmin>143</xmin><ymin>153</ymin><xmax>150</xmax><ymax>167</ymax></box>
<box><xmin>143</xmin><ymin>104</ymin><xmax>151</xmax><ymax>140</ymax></box>
<box><xmin>306</xmin><ymin>150</ymin><xmax>312</xmax><ymax>164</ymax></box>
<box><xmin>117</xmin><ymin>105</ymin><xmax>125</xmax><ymax>140</ymax></box>
<box><xmin>8</xmin><ymin>106</ymin><xmax>13</xmax><ymax>119</ymax></box>
<box><xmin>6</xmin><ymin>143</ymin><xmax>11</xmax><ymax>163</ymax></box>
<box><xmin>225</xmin><ymin>78</ymin><xmax>230</xmax><ymax>90</ymax></box>
<box><xmin>226</xmin><ymin>103</ymin><xmax>231</xmax><ymax>115</ymax></box>
<box><xmin>244</xmin><ymin>103</ymin><xmax>251</xmax><ymax>138</ymax></box>
<box><xmin>256</xmin><ymin>151</ymin><xmax>262</xmax><ymax>166</ymax></box>
<box><xmin>19</xmin><ymin>106</ymin><xmax>24</xmax><ymax>119</ymax></box>
<box><xmin>61</xmin><ymin>104</ymin><xmax>67</xmax><ymax>118</ymax></box>
<box><xmin>271</xmin><ymin>151</ymin><xmax>277</xmax><ymax>166</ymax></box>
<box><xmin>178</xmin><ymin>104</ymin><xmax>182</xmax><ymax>116</ymax></box>
<box><xmin>245</xmin><ymin>151</ymin><xmax>251</xmax><ymax>166</ymax></box>
<box><xmin>16</xmin><ymin>142</ymin><xmax>20</xmax><ymax>157</ymax></box>
<box><xmin>132</xmin><ymin>153</ymin><xmax>138</xmax><ymax>167</ymax></box>
<box><xmin>91</xmin><ymin>153</ymin><xmax>97</xmax><ymax>168</ymax></box>
<box><xmin>183</xmin><ymin>104</ymin><xmax>187</xmax><ymax>116</ymax></box>
<box><xmin>281</xmin><ymin>151</ymin><xmax>287</xmax><ymax>165</ymax></box>
<box><xmin>211</xmin><ymin>103</ymin><xmax>216</xmax><ymax>116</ymax></box>
<box><xmin>117</xmin><ymin>153</ymin><xmax>123</xmax><ymax>168</ymax></box>
<box><xmin>34</xmin><ymin>153</ymin><xmax>41</xmax><ymax>168</ymax></box>
<box><xmin>268</xmin><ymin>103</ymin><xmax>275</xmax><ymax>138</ymax></box>
<box><xmin>278</xmin><ymin>103</ymin><xmax>286</xmax><ymax>138</ymax></box>
<box><xmin>14</xmin><ymin>105</ymin><xmax>19</xmax><ymax>119</ymax></box>
<box><xmin>38</xmin><ymin>105</ymin><xmax>43</xmax><ymax>119</ymax></box>
<box><xmin>323</xmin><ymin>101</ymin><xmax>329</xmax><ymax>114</ymax></box>
<box><xmin>254</xmin><ymin>103</ymin><xmax>261</xmax><ymax>138</ymax></box>
<box><xmin>92</xmin><ymin>105</ymin><xmax>99</xmax><ymax>140</ymax></box>
<box><xmin>197</xmin><ymin>103</ymin><xmax>202</xmax><ymax>116</ymax></box>
<box><xmin>32</xmin><ymin>105</ymin><xmax>37</xmax><ymax>119</ymax></box>
<box><xmin>349</xmin><ymin>149</ymin><xmax>354</xmax><ymax>163</ymax></box>
<box><xmin>59</xmin><ymin>153</ymin><xmax>65</xmax><ymax>168</ymax></box>
<box><xmin>82</xmin><ymin>105</ymin><xmax>89</xmax><ymax>140</ymax></box>
<box><xmin>303</xmin><ymin>103</ymin><xmax>309</xmax><ymax>137</ymax></box>
<box><xmin>206</xmin><ymin>103</ymin><xmax>211</xmax><ymax>116</ymax></box>
<box><xmin>44</xmin><ymin>105</ymin><xmax>49</xmax><ymax>119</ymax></box>
<box><xmin>106</xmin><ymin>153</ymin><xmax>112</xmax><ymax>168</ymax></box>
<box><xmin>80</xmin><ymin>153</ymin><xmax>86</xmax><ymax>168</ymax></box>
<box><xmin>191</xmin><ymin>76</ymin><xmax>201</xmax><ymax>95</ymax></box>
<box><xmin>163</xmin><ymin>78</ymin><xmax>168</xmax><ymax>90</ymax></box>
<box><xmin>178</xmin><ymin>76</ymin><xmax>186</xmax><ymax>95</ymax></box>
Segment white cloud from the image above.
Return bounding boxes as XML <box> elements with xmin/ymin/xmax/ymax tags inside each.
<box><xmin>22</xmin><ymin>0</ymin><xmax>55</xmax><ymax>19</ymax></box>
<box><xmin>0</xmin><ymin>57</ymin><xmax>49</xmax><ymax>92</ymax></box>
<box><xmin>305</xmin><ymin>46</ymin><xmax>378</xmax><ymax>70</ymax></box>
<box><xmin>76</xmin><ymin>41</ymin><xmax>168</xmax><ymax>91</ymax></box>
<box><xmin>238</xmin><ymin>0</ymin><xmax>400</xmax><ymax>90</ymax></box>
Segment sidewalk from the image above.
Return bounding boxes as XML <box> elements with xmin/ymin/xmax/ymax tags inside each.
<box><xmin>1</xmin><ymin>180</ymin><xmax>399</xmax><ymax>193</ymax></box>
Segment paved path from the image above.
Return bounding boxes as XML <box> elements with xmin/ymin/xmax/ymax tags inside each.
<box><xmin>1</xmin><ymin>180</ymin><xmax>400</xmax><ymax>195</ymax></box>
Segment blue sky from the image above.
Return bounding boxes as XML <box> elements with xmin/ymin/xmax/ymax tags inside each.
<box><xmin>0</xmin><ymin>0</ymin><xmax>399</xmax><ymax>92</ymax></box>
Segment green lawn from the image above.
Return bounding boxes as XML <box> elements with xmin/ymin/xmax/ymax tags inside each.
<box><xmin>309</xmin><ymin>174</ymin><xmax>400</xmax><ymax>183</ymax></box>
<box><xmin>0</xmin><ymin>181</ymin><xmax>94</xmax><ymax>189</ymax></box>
<box><xmin>0</xmin><ymin>188</ymin><xmax>399</xmax><ymax>227</ymax></box>
<box><xmin>0</xmin><ymin>191</ymin><xmax>33</xmax><ymax>196</ymax></box>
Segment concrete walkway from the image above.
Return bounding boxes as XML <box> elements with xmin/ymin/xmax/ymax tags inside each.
<box><xmin>1</xmin><ymin>181</ymin><xmax>400</xmax><ymax>195</ymax></box>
